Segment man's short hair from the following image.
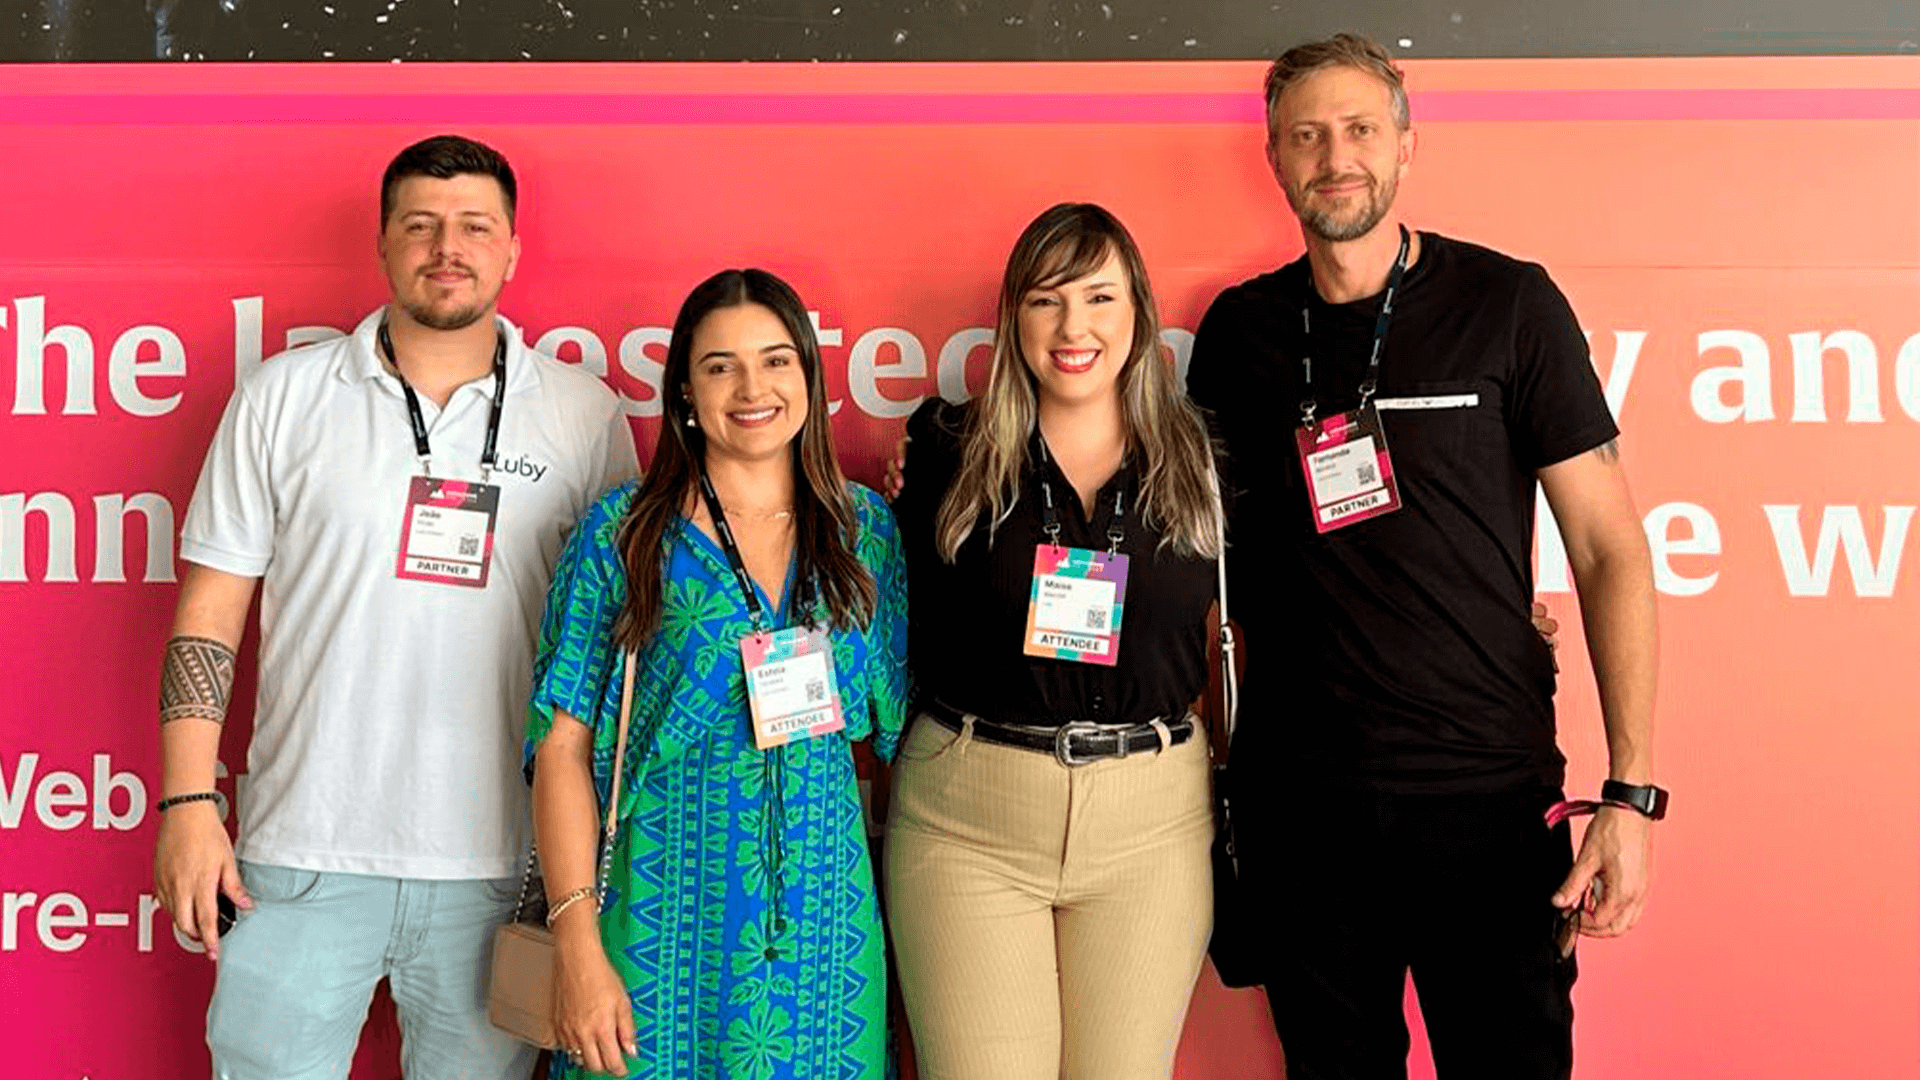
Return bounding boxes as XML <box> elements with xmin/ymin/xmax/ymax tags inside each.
<box><xmin>1263</xmin><ymin>33</ymin><xmax>1411</xmax><ymax>138</ymax></box>
<box><xmin>380</xmin><ymin>135</ymin><xmax>518</xmax><ymax>228</ymax></box>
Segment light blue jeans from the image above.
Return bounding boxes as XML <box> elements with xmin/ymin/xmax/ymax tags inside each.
<box><xmin>207</xmin><ymin>861</ymin><xmax>538</xmax><ymax>1080</ymax></box>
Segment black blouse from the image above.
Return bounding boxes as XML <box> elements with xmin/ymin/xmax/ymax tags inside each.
<box><xmin>892</xmin><ymin>398</ymin><xmax>1217</xmax><ymax>729</ymax></box>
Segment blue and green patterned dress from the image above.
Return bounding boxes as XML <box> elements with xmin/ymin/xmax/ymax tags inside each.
<box><xmin>527</xmin><ymin>481</ymin><xmax>909</xmax><ymax>1080</ymax></box>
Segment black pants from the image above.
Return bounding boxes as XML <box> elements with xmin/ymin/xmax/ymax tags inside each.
<box><xmin>1236</xmin><ymin>780</ymin><xmax>1577</xmax><ymax>1080</ymax></box>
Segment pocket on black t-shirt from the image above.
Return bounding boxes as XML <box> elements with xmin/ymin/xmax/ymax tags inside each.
<box><xmin>1374</xmin><ymin>379</ymin><xmax>1501</xmax><ymax>466</ymax></box>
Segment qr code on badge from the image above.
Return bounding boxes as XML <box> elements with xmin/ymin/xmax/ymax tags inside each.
<box><xmin>1355</xmin><ymin>461</ymin><xmax>1378</xmax><ymax>487</ymax></box>
<box><xmin>458</xmin><ymin>535</ymin><xmax>480</xmax><ymax>557</ymax></box>
<box><xmin>1085</xmin><ymin>607</ymin><xmax>1109</xmax><ymax>631</ymax></box>
<box><xmin>805</xmin><ymin>678</ymin><xmax>827</xmax><ymax>704</ymax></box>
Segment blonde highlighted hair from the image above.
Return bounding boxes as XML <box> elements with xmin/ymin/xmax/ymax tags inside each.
<box><xmin>934</xmin><ymin>203</ymin><xmax>1219</xmax><ymax>562</ymax></box>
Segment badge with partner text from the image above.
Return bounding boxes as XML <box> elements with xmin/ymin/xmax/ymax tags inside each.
<box><xmin>742</xmin><ymin>625</ymin><xmax>847</xmax><ymax>750</ymax></box>
<box><xmin>1295</xmin><ymin>401</ymin><xmax>1402</xmax><ymax>533</ymax></box>
<box><xmin>395</xmin><ymin>476</ymin><xmax>500</xmax><ymax>587</ymax></box>
<box><xmin>1023</xmin><ymin>545</ymin><xmax>1130</xmax><ymax>666</ymax></box>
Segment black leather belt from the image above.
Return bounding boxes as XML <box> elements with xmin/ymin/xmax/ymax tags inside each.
<box><xmin>923</xmin><ymin>700</ymin><xmax>1194</xmax><ymax>767</ymax></box>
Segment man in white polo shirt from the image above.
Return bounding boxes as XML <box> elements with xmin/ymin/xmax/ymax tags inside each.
<box><xmin>151</xmin><ymin>135</ymin><xmax>638</xmax><ymax>1079</ymax></box>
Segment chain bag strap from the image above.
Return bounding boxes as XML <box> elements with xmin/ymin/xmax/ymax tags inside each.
<box><xmin>599</xmin><ymin>644</ymin><xmax>638</xmax><ymax>891</ymax></box>
<box><xmin>489</xmin><ymin>647</ymin><xmax>640</xmax><ymax>1048</ymax></box>
<box><xmin>508</xmin><ymin>647</ymin><xmax>638</xmax><ymax>925</ymax></box>
<box><xmin>1205</xmin><ymin>448</ymin><xmax>1263</xmax><ymax>988</ymax></box>
<box><xmin>1209</xmin><ymin>454</ymin><xmax>1238</xmax><ymax>740</ymax></box>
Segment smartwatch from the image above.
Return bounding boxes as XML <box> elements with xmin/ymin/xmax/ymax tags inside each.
<box><xmin>1600</xmin><ymin>779</ymin><xmax>1669</xmax><ymax>821</ymax></box>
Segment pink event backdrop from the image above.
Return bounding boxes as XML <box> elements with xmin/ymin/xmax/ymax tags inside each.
<box><xmin>1</xmin><ymin>58</ymin><xmax>1916</xmax><ymax>1080</ymax></box>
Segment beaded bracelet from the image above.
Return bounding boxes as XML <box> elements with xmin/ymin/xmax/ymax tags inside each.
<box><xmin>545</xmin><ymin>887</ymin><xmax>599</xmax><ymax>927</ymax></box>
<box><xmin>156</xmin><ymin>791</ymin><xmax>219</xmax><ymax>813</ymax></box>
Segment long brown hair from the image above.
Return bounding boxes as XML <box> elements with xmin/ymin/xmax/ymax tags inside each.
<box><xmin>612</xmin><ymin>269</ymin><xmax>875</xmax><ymax>650</ymax></box>
<box><xmin>934</xmin><ymin>203</ymin><xmax>1219</xmax><ymax>561</ymax></box>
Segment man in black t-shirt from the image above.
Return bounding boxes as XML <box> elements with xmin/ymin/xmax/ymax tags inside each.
<box><xmin>1185</xmin><ymin>34</ymin><xmax>1664</xmax><ymax>1080</ymax></box>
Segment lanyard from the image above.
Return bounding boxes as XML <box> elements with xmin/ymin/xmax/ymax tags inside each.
<box><xmin>694</xmin><ymin>464</ymin><xmax>798</xmax><ymax>941</ymax></box>
<box><xmin>379</xmin><ymin>320</ymin><xmax>507</xmax><ymax>481</ymax></box>
<box><xmin>697</xmin><ymin>465</ymin><xmax>806</xmax><ymax>635</ymax></box>
<box><xmin>1035</xmin><ymin>436</ymin><xmax>1130</xmax><ymax>556</ymax></box>
<box><xmin>1299</xmin><ymin>224</ymin><xmax>1411</xmax><ymax>427</ymax></box>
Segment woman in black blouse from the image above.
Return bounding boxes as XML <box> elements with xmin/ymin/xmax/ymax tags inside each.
<box><xmin>885</xmin><ymin>203</ymin><xmax>1222</xmax><ymax>1080</ymax></box>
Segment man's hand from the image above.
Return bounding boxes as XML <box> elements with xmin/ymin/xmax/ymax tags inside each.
<box><xmin>154</xmin><ymin>564</ymin><xmax>259</xmax><ymax>962</ymax></box>
<box><xmin>1552</xmin><ymin>805</ymin><xmax>1653</xmax><ymax>938</ymax></box>
<box><xmin>1539</xmin><ymin>443</ymin><xmax>1658</xmax><ymax>940</ymax></box>
<box><xmin>883</xmin><ymin>433</ymin><xmax>909</xmax><ymax>501</ymax></box>
<box><xmin>153</xmin><ymin>800</ymin><xmax>252</xmax><ymax>961</ymax></box>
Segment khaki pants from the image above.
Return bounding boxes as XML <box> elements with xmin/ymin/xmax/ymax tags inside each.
<box><xmin>885</xmin><ymin>714</ymin><xmax>1215</xmax><ymax>1080</ymax></box>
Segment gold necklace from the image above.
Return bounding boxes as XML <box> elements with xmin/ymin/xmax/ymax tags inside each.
<box><xmin>727</xmin><ymin>506</ymin><xmax>793</xmax><ymax>521</ymax></box>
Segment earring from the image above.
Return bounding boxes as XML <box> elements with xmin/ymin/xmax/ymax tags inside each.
<box><xmin>685</xmin><ymin>414</ymin><xmax>697</xmax><ymax>428</ymax></box>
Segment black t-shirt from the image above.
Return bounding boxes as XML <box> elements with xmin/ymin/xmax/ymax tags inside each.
<box><xmin>1186</xmin><ymin>232</ymin><xmax>1618</xmax><ymax>793</ymax></box>
<box><xmin>892</xmin><ymin>398</ymin><xmax>1217</xmax><ymax>728</ymax></box>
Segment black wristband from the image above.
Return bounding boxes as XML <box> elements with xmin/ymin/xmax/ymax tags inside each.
<box><xmin>156</xmin><ymin>791</ymin><xmax>220</xmax><ymax>813</ymax></box>
<box><xmin>1600</xmin><ymin>780</ymin><xmax>1669</xmax><ymax>821</ymax></box>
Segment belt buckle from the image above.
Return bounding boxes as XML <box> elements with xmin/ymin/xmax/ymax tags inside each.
<box><xmin>1053</xmin><ymin>721</ymin><xmax>1107</xmax><ymax>767</ymax></box>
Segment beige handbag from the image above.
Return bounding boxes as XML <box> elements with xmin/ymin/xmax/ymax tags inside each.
<box><xmin>487</xmin><ymin>648</ymin><xmax>637</xmax><ymax>1048</ymax></box>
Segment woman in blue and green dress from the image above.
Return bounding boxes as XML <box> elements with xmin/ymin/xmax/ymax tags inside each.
<box><xmin>526</xmin><ymin>268</ymin><xmax>909</xmax><ymax>1079</ymax></box>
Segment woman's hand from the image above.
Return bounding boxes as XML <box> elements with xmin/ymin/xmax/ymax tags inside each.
<box><xmin>1531</xmin><ymin>600</ymin><xmax>1561</xmax><ymax>672</ymax></box>
<box><xmin>553</xmin><ymin>926</ymin><xmax>637</xmax><ymax>1076</ymax></box>
<box><xmin>883</xmin><ymin>433</ymin><xmax>910</xmax><ymax>500</ymax></box>
<box><xmin>533</xmin><ymin>711</ymin><xmax>635</xmax><ymax>1074</ymax></box>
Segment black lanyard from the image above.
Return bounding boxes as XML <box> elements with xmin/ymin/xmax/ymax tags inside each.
<box><xmin>697</xmin><ymin>466</ymin><xmax>808</xmax><ymax>635</ymax></box>
<box><xmin>1035</xmin><ymin>436</ymin><xmax>1130</xmax><ymax>556</ymax></box>
<box><xmin>695</xmin><ymin>464</ymin><xmax>799</xmax><ymax>942</ymax></box>
<box><xmin>379</xmin><ymin>320</ymin><xmax>507</xmax><ymax>481</ymax></box>
<box><xmin>1299</xmin><ymin>224</ymin><xmax>1411</xmax><ymax>427</ymax></box>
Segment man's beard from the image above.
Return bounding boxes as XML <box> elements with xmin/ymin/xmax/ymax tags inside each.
<box><xmin>1289</xmin><ymin>170</ymin><xmax>1396</xmax><ymax>243</ymax></box>
<box><xmin>399</xmin><ymin>297</ymin><xmax>489</xmax><ymax>331</ymax></box>
<box><xmin>398</xmin><ymin>271</ymin><xmax>499</xmax><ymax>331</ymax></box>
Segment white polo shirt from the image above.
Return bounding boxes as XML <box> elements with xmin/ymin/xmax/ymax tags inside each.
<box><xmin>181</xmin><ymin>309</ymin><xmax>639</xmax><ymax>879</ymax></box>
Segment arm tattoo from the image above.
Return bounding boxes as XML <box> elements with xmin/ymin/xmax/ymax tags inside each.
<box><xmin>1591</xmin><ymin>439</ymin><xmax>1621</xmax><ymax>464</ymax></box>
<box><xmin>160</xmin><ymin>635</ymin><xmax>237</xmax><ymax>725</ymax></box>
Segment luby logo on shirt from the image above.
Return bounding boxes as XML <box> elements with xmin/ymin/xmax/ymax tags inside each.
<box><xmin>492</xmin><ymin>454</ymin><xmax>549</xmax><ymax>482</ymax></box>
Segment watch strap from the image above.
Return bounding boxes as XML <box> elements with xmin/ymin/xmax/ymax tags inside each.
<box><xmin>1600</xmin><ymin>779</ymin><xmax>1669</xmax><ymax>821</ymax></box>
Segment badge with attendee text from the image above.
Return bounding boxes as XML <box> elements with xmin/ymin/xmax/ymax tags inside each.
<box><xmin>1295</xmin><ymin>402</ymin><xmax>1402</xmax><ymax>533</ymax></box>
<box><xmin>1023</xmin><ymin>545</ymin><xmax>1130</xmax><ymax>665</ymax></box>
<box><xmin>395</xmin><ymin>476</ymin><xmax>500</xmax><ymax>587</ymax></box>
<box><xmin>742</xmin><ymin>625</ymin><xmax>847</xmax><ymax>750</ymax></box>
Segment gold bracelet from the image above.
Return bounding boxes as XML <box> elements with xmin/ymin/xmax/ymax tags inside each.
<box><xmin>545</xmin><ymin>887</ymin><xmax>599</xmax><ymax>927</ymax></box>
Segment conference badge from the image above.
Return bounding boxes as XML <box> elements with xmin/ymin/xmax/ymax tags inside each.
<box><xmin>395</xmin><ymin>476</ymin><xmax>501</xmax><ymax>587</ymax></box>
<box><xmin>742</xmin><ymin>625</ymin><xmax>847</xmax><ymax>750</ymax></box>
<box><xmin>1022</xmin><ymin>544</ymin><xmax>1129</xmax><ymax>666</ymax></box>
<box><xmin>1295</xmin><ymin>402</ymin><xmax>1402</xmax><ymax>533</ymax></box>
